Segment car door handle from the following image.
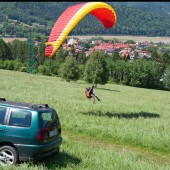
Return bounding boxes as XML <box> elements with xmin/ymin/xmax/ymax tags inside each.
<box><xmin>0</xmin><ymin>129</ymin><xmax>3</xmax><ymax>131</ymax></box>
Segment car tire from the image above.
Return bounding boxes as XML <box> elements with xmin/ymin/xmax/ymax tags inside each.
<box><xmin>0</xmin><ymin>145</ymin><xmax>18</xmax><ymax>165</ymax></box>
<box><xmin>54</xmin><ymin>147</ymin><xmax>60</xmax><ymax>155</ymax></box>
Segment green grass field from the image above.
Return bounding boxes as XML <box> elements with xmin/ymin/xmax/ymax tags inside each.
<box><xmin>0</xmin><ymin>69</ymin><xmax>170</xmax><ymax>170</ymax></box>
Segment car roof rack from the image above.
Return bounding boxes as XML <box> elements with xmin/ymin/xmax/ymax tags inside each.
<box><xmin>31</xmin><ymin>104</ymin><xmax>49</xmax><ymax>109</ymax></box>
<box><xmin>0</xmin><ymin>99</ymin><xmax>49</xmax><ymax>110</ymax></box>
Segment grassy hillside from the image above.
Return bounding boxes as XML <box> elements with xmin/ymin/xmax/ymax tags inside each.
<box><xmin>114</xmin><ymin>2</ymin><xmax>170</xmax><ymax>19</ymax></box>
<box><xmin>0</xmin><ymin>69</ymin><xmax>170</xmax><ymax>169</ymax></box>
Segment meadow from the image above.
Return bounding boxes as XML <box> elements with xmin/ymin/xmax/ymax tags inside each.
<box><xmin>0</xmin><ymin>69</ymin><xmax>170</xmax><ymax>170</ymax></box>
<box><xmin>71</xmin><ymin>35</ymin><xmax>170</xmax><ymax>43</ymax></box>
<box><xmin>2</xmin><ymin>35</ymin><xmax>170</xmax><ymax>43</ymax></box>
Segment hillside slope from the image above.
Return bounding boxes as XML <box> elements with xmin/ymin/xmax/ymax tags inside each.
<box><xmin>113</xmin><ymin>2</ymin><xmax>170</xmax><ymax>19</ymax></box>
<box><xmin>0</xmin><ymin>2</ymin><xmax>170</xmax><ymax>37</ymax></box>
<box><xmin>0</xmin><ymin>69</ymin><xmax>170</xmax><ymax>170</ymax></box>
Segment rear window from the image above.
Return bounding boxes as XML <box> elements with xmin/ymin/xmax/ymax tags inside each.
<box><xmin>39</xmin><ymin>110</ymin><xmax>58</xmax><ymax>128</ymax></box>
<box><xmin>9</xmin><ymin>109</ymin><xmax>32</xmax><ymax>127</ymax></box>
<box><xmin>0</xmin><ymin>107</ymin><xmax>7</xmax><ymax>125</ymax></box>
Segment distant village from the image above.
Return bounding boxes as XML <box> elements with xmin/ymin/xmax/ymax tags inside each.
<box><xmin>2</xmin><ymin>35</ymin><xmax>169</xmax><ymax>62</ymax></box>
<box><xmin>60</xmin><ymin>37</ymin><xmax>158</xmax><ymax>61</ymax></box>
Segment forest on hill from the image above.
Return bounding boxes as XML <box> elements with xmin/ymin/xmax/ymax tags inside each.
<box><xmin>0</xmin><ymin>2</ymin><xmax>170</xmax><ymax>38</ymax></box>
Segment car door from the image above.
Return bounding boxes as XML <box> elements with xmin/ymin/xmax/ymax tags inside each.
<box><xmin>5</xmin><ymin>108</ymin><xmax>33</xmax><ymax>144</ymax></box>
<box><xmin>0</xmin><ymin>107</ymin><xmax>8</xmax><ymax>138</ymax></box>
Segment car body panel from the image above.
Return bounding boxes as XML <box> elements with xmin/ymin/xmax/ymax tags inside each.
<box><xmin>15</xmin><ymin>136</ymin><xmax>62</xmax><ymax>161</ymax></box>
<box><xmin>0</xmin><ymin>99</ymin><xmax>62</xmax><ymax>163</ymax></box>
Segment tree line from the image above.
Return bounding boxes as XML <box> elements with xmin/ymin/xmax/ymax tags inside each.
<box><xmin>0</xmin><ymin>38</ymin><xmax>170</xmax><ymax>90</ymax></box>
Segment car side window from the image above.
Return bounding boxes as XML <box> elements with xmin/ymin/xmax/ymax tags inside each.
<box><xmin>0</xmin><ymin>107</ymin><xmax>7</xmax><ymax>125</ymax></box>
<box><xmin>9</xmin><ymin>109</ymin><xmax>32</xmax><ymax>127</ymax></box>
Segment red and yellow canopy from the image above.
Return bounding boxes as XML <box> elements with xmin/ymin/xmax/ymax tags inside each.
<box><xmin>45</xmin><ymin>2</ymin><xmax>117</xmax><ymax>58</ymax></box>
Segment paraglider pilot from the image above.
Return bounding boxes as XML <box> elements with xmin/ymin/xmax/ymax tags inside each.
<box><xmin>85</xmin><ymin>84</ymin><xmax>101</xmax><ymax>104</ymax></box>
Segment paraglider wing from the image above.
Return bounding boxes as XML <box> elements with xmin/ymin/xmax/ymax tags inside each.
<box><xmin>45</xmin><ymin>2</ymin><xmax>117</xmax><ymax>58</ymax></box>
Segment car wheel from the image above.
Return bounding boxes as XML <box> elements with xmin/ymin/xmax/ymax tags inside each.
<box><xmin>0</xmin><ymin>146</ymin><xmax>18</xmax><ymax>165</ymax></box>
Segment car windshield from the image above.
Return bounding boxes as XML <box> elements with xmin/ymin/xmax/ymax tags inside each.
<box><xmin>39</xmin><ymin>110</ymin><xmax>58</xmax><ymax>128</ymax></box>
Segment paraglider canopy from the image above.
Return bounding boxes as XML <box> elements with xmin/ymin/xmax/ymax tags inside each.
<box><xmin>45</xmin><ymin>2</ymin><xmax>117</xmax><ymax>58</ymax></box>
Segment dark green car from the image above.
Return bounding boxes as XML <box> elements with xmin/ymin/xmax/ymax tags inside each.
<box><xmin>0</xmin><ymin>98</ymin><xmax>62</xmax><ymax>165</ymax></box>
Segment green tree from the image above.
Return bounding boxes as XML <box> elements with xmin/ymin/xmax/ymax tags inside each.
<box><xmin>78</xmin><ymin>64</ymin><xmax>85</xmax><ymax>80</ymax></box>
<box><xmin>125</xmin><ymin>40</ymin><xmax>135</xmax><ymax>44</ymax></box>
<box><xmin>0</xmin><ymin>39</ymin><xmax>11</xmax><ymax>60</ymax></box>
<box><xmin>8</xmin><ymin>40</ymin><xmax>27</xmax><ymax>62</ymax></box>
<box><xmin>151</xmin><ymin>50</ymin><xmax>159</xmax><ymax>61</ymax></box>
<box><xmin>161</xmin><ymin>53</ymin><xmax>170</xmax><ymax>67</ymax></box>
<box><xmin>37</xmin><ymin>42</ymin><xmax>46</xmax><ymax>65</ymax></box>
<box><xmin>163</xmin><ymin>65</ymin><xmax>170</xmax><ymax>90</ymax></box>
<box><xmin>105</xmin><ymin>57</ymin><xmax>115</xmax><ymax>83</ymax></box>
<box><xmin>111</xmin><ymin>60</ymin><xmax>163</xmax><ymax>89</ymax></box>
<box><xmin>111</xmin><ymin>60</ymin><xmax>127</xmax><ymax>84</ymax></box>
<box><xmin>84</xmin><ymin>51</ymin><xmax>109</xmax><ymax>86</ymax></box>
<box><xmin>58</xmin><ymin>56</ymin><xmax>80</xmax><ymax>82</ymax></box>
<box><xmin>50</xmin><ymin>48</ymin><xmax>67</xmax><ymax>75</ymax></box>
<box><xmin>112</xmin><ymin>51</ymin><xmax>120</xmax><ymax>61</ymax></box>
<box><xmin>127</xmin><ymin>60</ymin><xmax>163</xmax><ymax>89</ymax></box>
<box><xmin>76</xmin><ymin>52</ymin><xmax>87</xmax><ymax>64</ymax></box>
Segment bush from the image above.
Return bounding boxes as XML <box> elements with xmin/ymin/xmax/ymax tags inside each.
<box><xmin>19</xmin><ymin>67</ymin><xmax>27</xmax><ymax>72</ymax></box>
<box><xmin>0</xmin><ymin>60</ymin><xmax>4</xmax><ymax>69</ymax></box>
<box><xmin>38</xmin><ymin>65</ymin><xmax>51</xmax><ymax>76</ymax></box>
<box><xmin>3</xmin><ymin>60</ymin><xmax>14</xmax><ymax>70</ymax></box>
<box><xmin>38</xmin><ymin>65</ymin><xmax>46</xmax><ymax>75</ymax></box>
<box><xmin>6</xmin><ymin>61</ymin><xmax>14</xmax><ymax>70</ymax></box>
<box><xmin>13</xmin><ymin>60</ymin><xmax>22</xmax><ymax>71</ymax></box>
<box><xmin>0</xmin><ymin>60</ymin><xmax>22</xmax><ymax>71</ymax></box>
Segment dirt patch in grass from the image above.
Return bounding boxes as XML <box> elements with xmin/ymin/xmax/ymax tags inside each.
<box><xmin>64</xmin><ymin>131</ymin><xmax>170</xmax><ymax>166</ymax></box>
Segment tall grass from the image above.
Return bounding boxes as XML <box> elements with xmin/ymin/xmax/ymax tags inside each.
<box><xmin>0</xmin><ymin>136</ymin><xmax>170</xmax><ymax>170</ymax></box>
<box><xmin>0</xmin><ymin>69</ymin><xmax>170</xmax><ymax>169</ymax></box>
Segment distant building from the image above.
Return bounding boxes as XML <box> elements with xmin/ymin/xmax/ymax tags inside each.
<box><xmin>9</xmin><ymin>20</ymin><xmax>18</xmax><ymax>25</ymax></box>
<box><xmin>138</xmin><ymin>50</ymin><xmax>151</xmax><ymax>58</ymax></box>
<box><xmin>67</xmin><ymin>38</ymin><xmax>78</xmax><ymax>46</ymax></box>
